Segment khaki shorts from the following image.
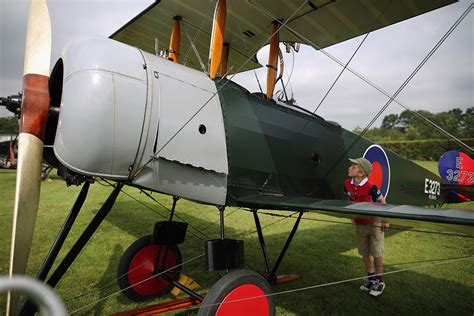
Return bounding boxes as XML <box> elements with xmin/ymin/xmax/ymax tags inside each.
<box><xmin>355</xmin><ymin>223</ymin><xmax>384</xmax><ymax>257</ymax></box>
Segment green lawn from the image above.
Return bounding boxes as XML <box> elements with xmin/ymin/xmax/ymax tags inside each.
<box><xmin>0</xmin><ymin>162</ymin><xmax>473</xmax><ymax>315</ymax></box>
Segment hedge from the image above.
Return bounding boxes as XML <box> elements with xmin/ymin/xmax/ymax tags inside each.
<box><xmin>378</xmin><ymin>138</ymin><xmax>474</xmax><ymax>161</ymax></box>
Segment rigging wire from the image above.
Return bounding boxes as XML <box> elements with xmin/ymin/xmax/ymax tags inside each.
<box><xmin>249</xmin><ymin>1</ymin><xmax>474</xmax><ymax>153</ymax></box>
<box><xmin>322</xmin><ymin>4</ymin><xmax>474</xmax><ymax>177</ymax></box>
<box><xmin>195</xmin><ymin>207</ymin><xmax>241</xmax><ymax>233</ymax></box>
<box><xmin>247</xmin><ymin>209</ymin><xmax>474</xmax><ymax>239</ymax></box>
<box><xmin>69</xmin><ymin>254</ymin><xmax>205</xmax><ymax>314</ymax></box>
<box><xmin>253</xmin><ymin>69</ymin><xmax>264</xmax><ymax>95</ymax></box>
<box><xmin>64</xmin><ymin>208</ymin><xmax>297</xmax><ymax>312</ymax></box>
<box><xmin>181</xmin><ymin>21</ymin><xmax>203</xmax><ymax>66</ymax></box>
<box><xmin>358</xmin><ymin>3</ymin><xmax>473</xmax><ymax>140</ymax></box>
<box><xmin>283</xmin><ymin>48</ymin><xmax>295</xmax><ymax>98</ymax></box>
<box><xmin>313</xmin><ymin>0</ymin><xmax>393</xmax><ymax>114</ymax></box>
<box><xmin>312</xmin><ymin>32</ymin><xmax>370</xmax><ymax>114</ymax></box>
<box><xmin>239</xmin><ymin>210</ymin><xmax>300</xmax><ymax>239</ymax></box>
<box><xmin>100</xmin><ymin>178</ymin><xmax>212</xmax><ymax>241</ymax></box>
<box><xmin>175</xmin><ymin>255</ymin><xmax>474</xmax><ymax>314</ymax></box>
<box><xmin>62</xmin><ymin>262</ymin><xmax>147</xmax><ymax>303</ymax></box>
<box><xmin>124</xmin><ymin>187</ymin><xmax>212</xmax><ymax>242</ymax></box>
<box><xmin>228</xmin><ymin>0</ymin><xmax>264</xmax><ymax>95</ymax></box>
<box><xmin>182</xmin><ymin>22</ymin><xmax>207</xmax><ymax>73</ymax></box>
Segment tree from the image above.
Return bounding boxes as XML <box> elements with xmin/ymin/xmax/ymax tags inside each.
<box><xmin>381</xmin><ymin>114</ymin><xmax>399</xmax><ymax>130</ymax></box>
<box><xmin>354</xmin><ymin>107</ymin><xmax>473</xmax><ymax>142</ymax></box>
<box><xmin>462</xmin><ymin>107</ymin><xmax>474</xmax><ymax>138</ymax></box>
<box><xmin>0</xmin><ymin>116</ymin><xmax>19</xmax><ymax>134</ymax></box>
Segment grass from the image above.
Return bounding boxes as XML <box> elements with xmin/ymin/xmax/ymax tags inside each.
<box><xmin>0</xmin><ymin>161</ymin><xmax>473</xmax><ymax>315</ymax></box>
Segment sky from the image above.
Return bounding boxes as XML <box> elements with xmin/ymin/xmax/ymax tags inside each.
<box><xmin>0</xmin><ymin>0</ymin><xmax>472</xmax><ymax>130</ymax></box>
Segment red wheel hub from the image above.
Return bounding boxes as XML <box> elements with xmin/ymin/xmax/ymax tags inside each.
<box><xmin>216</xmin><ymin>284</ymin><xmax>269</xmax><ymax>316</ymax></box>
<box><xmin>128</xmin><ymin>245</ymin><xmax>177</xmax><ymax>296</ymax></box>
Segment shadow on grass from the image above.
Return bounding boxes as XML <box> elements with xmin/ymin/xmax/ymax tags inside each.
<box><xmin>95</xmin><ymin>197</ymin><xmax>474</xmax><ymax>315</ymax></box>
<box><xmin>92</xmin><ymin>244</ymin><xmax>124</xmax><ymax>315</ymax></box>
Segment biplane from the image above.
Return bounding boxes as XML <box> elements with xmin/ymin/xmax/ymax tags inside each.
<box><xmin>3</xmin><ymin>0</ymin><xmax>473</xmax><ymax>315</ymax></box>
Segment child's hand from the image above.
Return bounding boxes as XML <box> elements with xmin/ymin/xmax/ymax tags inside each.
<box><xmin>381</xmin><ymin>222</ymin><xmax>389</xmax><ymax>232</ymax></box>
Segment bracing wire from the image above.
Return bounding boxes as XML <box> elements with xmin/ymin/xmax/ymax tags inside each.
<box><xmin>182</xmin><ymin>22</ymin><xmax>207</xmax><ymax>73</ymax></box>
<box><xmin>172</xmin><ymin>256</ymin><xmax>474</xmax><ymax>314</ymax></box>
<box><xmin>64</xmin><ymin>208</ymin><xmax>297</xmax><ymax>312</ymax></box>
<box><xmin>101</xmin><ymin>178</ymin><xmax>212</xmax><ymax>241</ymax></box>
<box><xmin>283</xmin><ymin>48</ymin><xmax>295</xmax><ymax>97</ymax></box>
<box><xmin>313</xmin><ymin>0</ymin><xmax>393</xmax><ymax>114</ymax></box>
<box><xmin>322</xmin><ymin>4</ymin><xmax>474</xmax><ymax>177</ymax></box>
<box><xmin>312</xmin><ymin>32</ymin><xmax>370</xmax><ymax>114</ymax></box>
<box><xmin>124</xmin><ymin>187</ymin><xmax>212</xmax><ymax>242</ymax></box>
<box><xmin>69</xmin><ymin>254</ymin><xmax>205</xmax><ymax>314</ymax></box>
<box><xmin>247</xmin><ymin>209</ymin><xmax>474</xmax><ymax>239</ymax></box>
<box><xmin>249</xmin><ymin>1</ymin><xmax>474</xmax><ymax>153</ymax></box>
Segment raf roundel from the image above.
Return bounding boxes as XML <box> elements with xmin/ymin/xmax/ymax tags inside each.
<box><xmin>363</xmin><ymin>144</ymin><xmax>391</xmax><ymax>198</ymax></box>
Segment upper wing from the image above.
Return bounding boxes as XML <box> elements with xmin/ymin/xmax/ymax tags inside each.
<box><xmin>235</xmin><ymin>194</ymin><xmax>474</xmax><ymax>226</ymax></box>
<box><xmin>111</xmin><ymin>0</ymin><xmax>456</xmax><ymax>74</ymax></box>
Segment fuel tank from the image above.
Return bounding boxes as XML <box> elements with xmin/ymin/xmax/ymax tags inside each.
<box><xmin>52</xmin><ymin>37</ymin><xmax>228</xmax><ymax>205</ymax></box>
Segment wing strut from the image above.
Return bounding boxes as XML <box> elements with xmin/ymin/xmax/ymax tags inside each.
<box><xmin>266</xmin><ymin>22</ymin><xmax>279</xmax><ymax>99</ymax></box>
<box><xmin>168</xmin><ymin>16</ymin><xmax>181</xmax><ymax>63</ymax></box>
<box><xmin>220</xmin><ymin>42</ymin><xmax>230</xmax><ymax>78</ymax></box>
<box><xmin>209</xmin><ymin>0</ymin><xmax>226</xmax><ymax>79</ymax></box>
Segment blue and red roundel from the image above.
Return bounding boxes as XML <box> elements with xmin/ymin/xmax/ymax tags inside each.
<box><xmin>438</xmin><ymin>151</ymin><xmax>474</xmax><ymax>185</ymax></box>
<box><xmin>363</xmin><ymin>145</ymin><xmax>391</xmax><ymax>198</ymax></box>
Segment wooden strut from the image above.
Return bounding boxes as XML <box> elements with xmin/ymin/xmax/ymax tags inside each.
<box><xmin>111</xmin><ymin>295</ymin><xmax>204</xmax><ymax>316</ymax></box>
<box><xmin>266</xmin><ymin>22</ymin><xmax>279</xmax><ymax>99</ymax></box>
<box><xmin>220</xmin><ymin>42</ymin><xmax>230</xmax><ymax>78</ymax></box>
<box><xmin>209</xmin><ymin>0</ymin><xmax>226</xmax><ymax>80</ymax></box>
<box><xmin>168</xmin><ymin>16</ymin><xmax>181</xmax><ymax>63</ymax></box>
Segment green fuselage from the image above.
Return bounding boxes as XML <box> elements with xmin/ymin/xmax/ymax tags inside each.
<box><xmin>217</xmin><ymin>80</ymin><xmax>443</xmax><ymax>207</ymax></box>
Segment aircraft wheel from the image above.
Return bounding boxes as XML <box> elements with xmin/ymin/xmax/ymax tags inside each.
<box><xmin>198</xmin><ymin>270</ymin><xmax>275</xmax><ymax>316</ymax></box>
<box><xmin>117</xmin><ymin>235</ymin><xmax>182</xmax><ymax>302</ymax></box>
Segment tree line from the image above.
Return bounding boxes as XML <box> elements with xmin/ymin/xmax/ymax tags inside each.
<box><xmin>354</xmin><ymin>107</ymin><xmax>473</xmax><ymax>142</ymax></box>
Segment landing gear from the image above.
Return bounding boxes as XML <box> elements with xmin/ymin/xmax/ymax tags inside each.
<box><xmin>198</xmin><ymin>270</ymin><xmax>275</xmax><ymax>316</ymax></box>
<box><xmin>117</xmin><ymin>205</ymin><xmax>302</xmax><ymax>315</ymax></box>
<box><xmin>117</xmin><ymin>235</ymin><xmax>182</xmax><ymax>301</ymax></box>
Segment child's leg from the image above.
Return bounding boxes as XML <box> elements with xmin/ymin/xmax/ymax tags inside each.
<box><xmin>374</xmin><ymin>256</ymin><xmax>383</xmax><ymax>280</ymax></box>
<box><xmin>363</xmin><ymin>255</ymin><xmax>374</xmax><ymax>273</ymax></box>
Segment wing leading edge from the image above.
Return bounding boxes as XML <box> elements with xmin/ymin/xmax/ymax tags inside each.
<box><xmin>235</xmin><ymin>194</ymin><xmax>474</xmax><ymax>226</ymax></box>
<box><xmin>111</xmin><ymin>0</ymin><xmax>456</xmax><ymax>74</ymax></box>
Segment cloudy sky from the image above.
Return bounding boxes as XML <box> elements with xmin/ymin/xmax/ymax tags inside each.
<box><xmin>1</xmin><ymin>0</ymin><xmax>472</xmax><ymax>130</ymax></box>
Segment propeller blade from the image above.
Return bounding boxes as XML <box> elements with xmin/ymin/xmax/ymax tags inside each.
<box><xmin>7</xmin><ymin>0</ymin><xmax>51</xmax><ymax>314</ymax></box>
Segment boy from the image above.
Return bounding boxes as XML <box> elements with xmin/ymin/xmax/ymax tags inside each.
<box><xmin>344</xmin><ymin>157</ymin><xmax>388</xmax><ymax>297</ymax></box>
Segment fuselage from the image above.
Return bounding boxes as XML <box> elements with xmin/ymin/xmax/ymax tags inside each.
<box><xmin>46</xmin><ymin>37</ymin><xmax>443</xmax><ymax>208</ymax></box>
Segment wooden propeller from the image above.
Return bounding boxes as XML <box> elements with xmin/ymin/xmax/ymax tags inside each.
<box><xmin>7</xmin><ymin>0</ymin><xmax>51</xmax><ymax>314</ymax></box>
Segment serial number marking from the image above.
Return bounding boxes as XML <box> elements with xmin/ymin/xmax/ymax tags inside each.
<box><xmin>446</xmin><ymin>168</ymin><xmax>474</xmax><ymax>184</ymax></box>
<box><xmin>424</xmin><ymin>178</ymin><xmax>440</xmax><ymax>197</ymax></box>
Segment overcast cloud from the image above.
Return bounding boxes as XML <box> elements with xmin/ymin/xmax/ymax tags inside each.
<box><xmin>1</xmin><ymin>0</ymin><xmax>472</xmax><ymax>130</ymax></box>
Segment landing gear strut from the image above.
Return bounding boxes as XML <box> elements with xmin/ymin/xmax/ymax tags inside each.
<box><xmin>118</xmin><ymin>206</ymin><xmax>303</xmax><ymax>316</ymax></box>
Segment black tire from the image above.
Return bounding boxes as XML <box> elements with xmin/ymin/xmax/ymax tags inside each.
<box><xmin>198</xmin><ymin>270</ymin><xmax>275</xmax><ymax>316</ymax></box>
<box><xmin>117</xmin><ymin>235</ymin><xmax>182</xmax><ymax>302</ymax></box>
